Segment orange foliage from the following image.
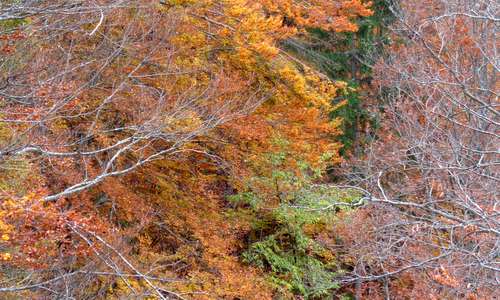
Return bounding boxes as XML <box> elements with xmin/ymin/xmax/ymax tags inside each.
<box><xmin>0</xmin><ymin>0</ymin><xmax>375</xmax><ymax>298</ymax></box>
<box><xmin>260</xmin><ymin>0</ymin><xmax>373</xmax><ymax>32</ymax></box>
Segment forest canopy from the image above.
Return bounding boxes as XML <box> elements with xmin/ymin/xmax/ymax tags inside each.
<box><xmin>0</xmin><ymin>0</ymin><xmax>498</xmax><ymax>299</ymax></box>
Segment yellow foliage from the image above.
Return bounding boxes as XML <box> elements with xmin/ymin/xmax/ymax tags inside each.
<box><xmin>0</xmin><ymin>0</ymin><xmax>374</xmax><ymax>297</ymax></box>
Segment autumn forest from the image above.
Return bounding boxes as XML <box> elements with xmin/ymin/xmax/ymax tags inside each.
<box><xmin>0</xmin><ymin>0</ymin><xmax>498</xmax><ymax>299</ymax></box>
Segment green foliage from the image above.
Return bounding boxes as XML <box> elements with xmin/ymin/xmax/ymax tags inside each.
<box><xmin>0</xmin><ymin>19</ymin><xmax>25</xmax><ymax>31</ymax></box>
<box><xmin>244</xmin><ymin>239</ymin><xmax>339</xmax><ymax>299</ymax></box>
<box><xmin>227</xmin><ymin>192</ymin><xmax>262</xmax><ymax>210</ymax></box>
<box><xmin>0</xmin><ymin>0</ymin><xmax>28</xmax><ymax>31</ymax></box>
<box><xmin>330</xmin><ymin>82</ymin><xmax>380</xmax><ymax>155</ymax></box>
<box><xmin>282</xmin><ymin>0</ymin><xmax>394</xmax><ymax>154</ymax></box>
<box><xmin>301</xmin><ymin>0</ymin><xmax>394</xmax><ymax>80</ymax></box>
<box><xmin>234</xmin><ymin>148</ymin><xmax>362</xmax><ymax>298</ymax></box>
<box><xmin>242</xmin><ymin>207</ymin><xmax>340</xmax><ymax>299</ymax></box>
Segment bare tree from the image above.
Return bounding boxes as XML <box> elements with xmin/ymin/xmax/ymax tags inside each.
<box><xmin>0</xmin><ymin>0</ymin><xmax>268</xmax><ymax>202</ymax></box>
<box><xmin>330</xmin><ymin>0</ymin><xmax>499</xmax><ymax>297</ymax></box>
<box><xmin>0</xmin><ymin>2</ymin><xmax>270</xmax><ymax>297</ymax></box>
